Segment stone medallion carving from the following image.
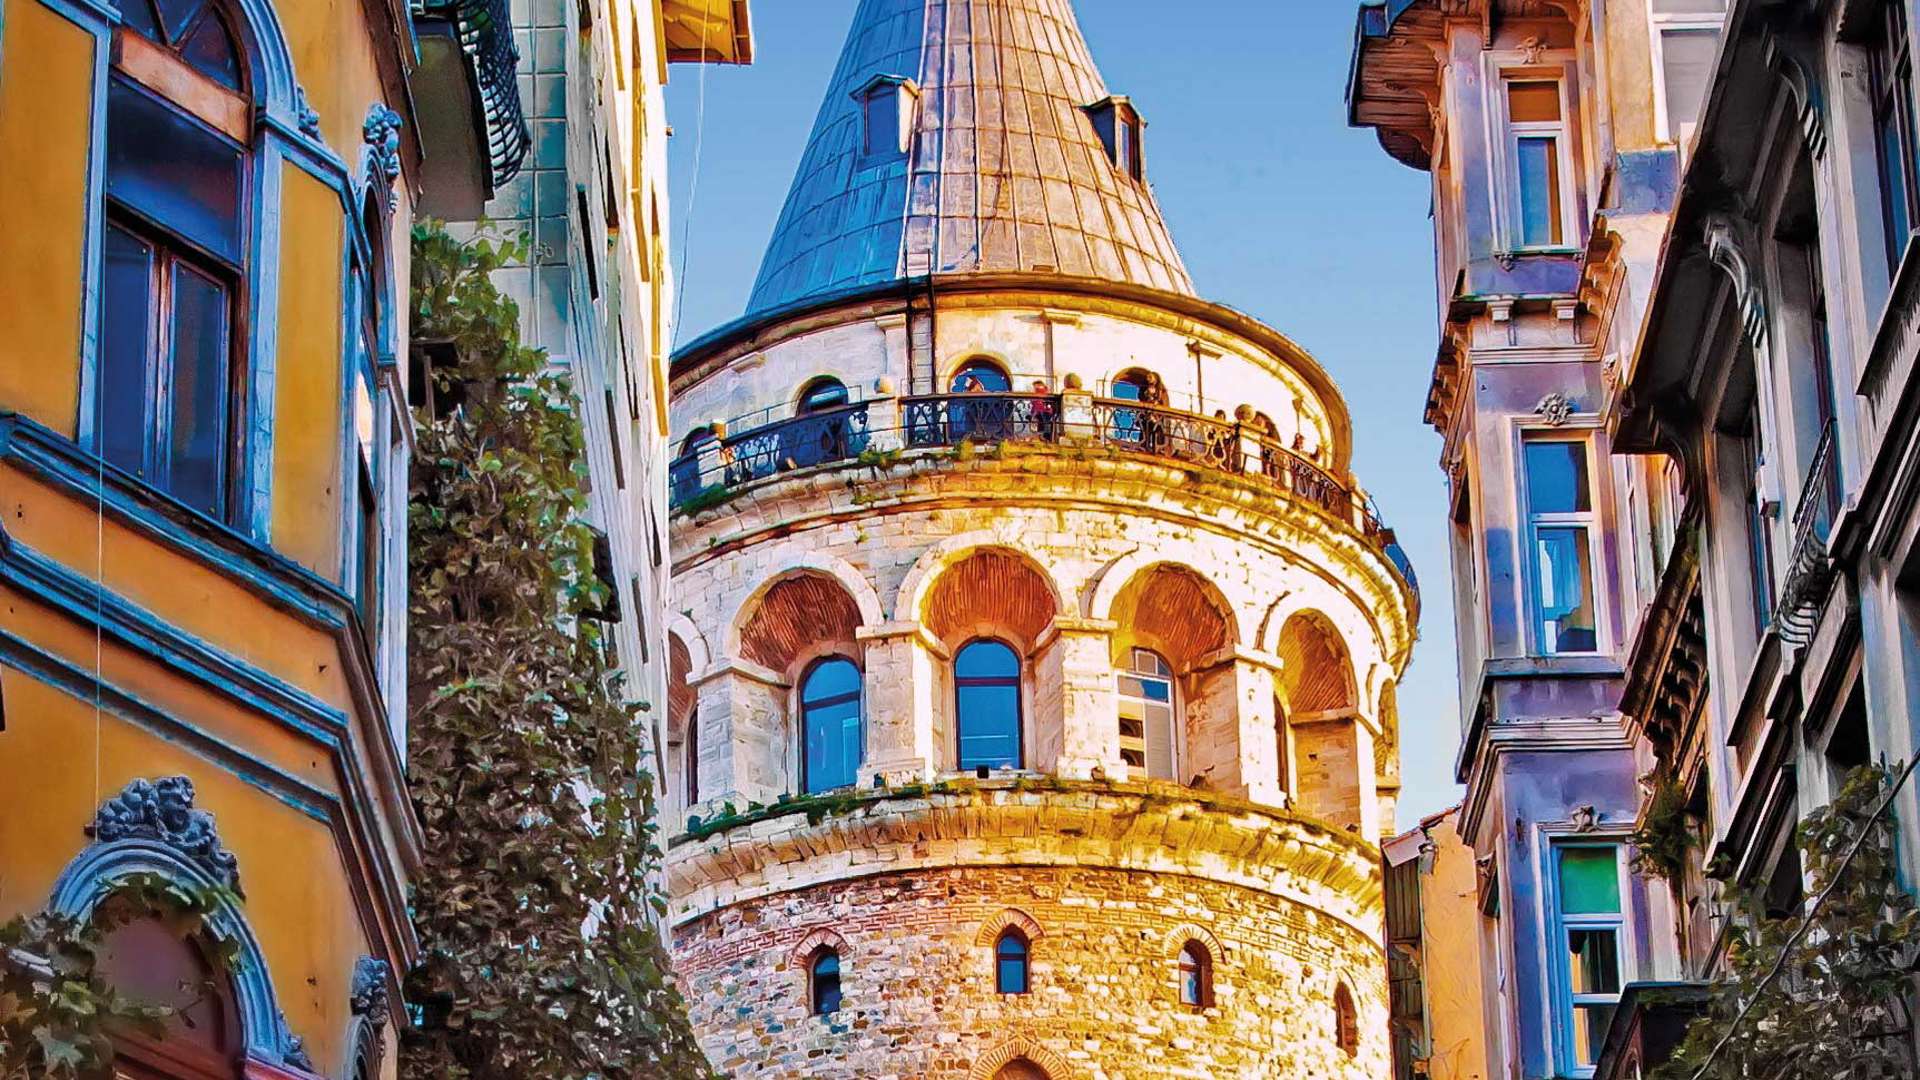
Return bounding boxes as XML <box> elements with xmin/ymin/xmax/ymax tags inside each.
<box><xmin>85</xmin><ymin>776</ymin><xmax>241</xmax><ymax>892</ymax></box>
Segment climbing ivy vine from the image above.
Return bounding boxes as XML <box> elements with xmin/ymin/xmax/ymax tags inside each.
<box><xmin>402</xmin><ymin>224</ymin><xmax>711</xmax><ymax>1079</ymax></box>
<box><xmin>1656</xmin><ymin>762</ymin><xmax>1920</xmax><ymax>1080</ymax></box>
<box><xmin>0</xmin><ymin>874</ymin><xmax>230</xmax><ymax>1079</ymax></box>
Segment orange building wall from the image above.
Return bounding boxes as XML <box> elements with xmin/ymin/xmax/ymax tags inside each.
<box><xmin>1423</xmin><ymin>811</ymin><xmax>1494</xmax><ymax>1080</ymax></box>
<box><xmin>0</xmin><ymin>0</ymin><xmax>92</xmax><ymax>433</ymax></box>
<box><xmin>271</xmin><ymin>168</ymin><xmax>347</xmax><ymax>578</ymax></box>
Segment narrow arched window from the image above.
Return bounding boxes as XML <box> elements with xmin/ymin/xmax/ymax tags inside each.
<box><xmin>797</xmin><ymin>376</ymin><xmax>850</xmax><ymax>414</ymax></box>
<box><xmin>995</xmin><ymin>930</ymin><xmax>1030</xmax><ymax>994</ymax></box>
<box><xmin>685</xmin><ymin>708</ymin><xmax>700</xmax><ymax>806</ymax></box>
<box><xmin>1334</xmin><ymin>981</ymin><xmax>1358</xmax><ymax>1057</ymax></box>
<box><xmin>1111</xmin><ymin>369</ymin><xmax>1155</xmax><ymax>402</ymax></box>
<box><xmin>1178</xmin><ymin>941</ymin><xmax>1212</xmax><ymax>1009</ymax></box>
<box><xmin>1118</xmin><ymin>648</ymin><xmax>1176</xmax><ymax>780</ymax></box>
<box><xmin>950</xmin><ymin>358</ymin><xmax>1011</xmax><ymax>393</ymax></box>
<box><xmin>956</xmin><ymin>639</ymin><xmax>1022</xmax><ymax>771</ymax></box>
<box><xmin>98</xmin><ymin>0</ymin><xmax>251</xmax><ymax>521</ymax></box>
<box><xmin>672</xmin><ymin>427</ymin><xmax>716</xmax><ymax>503</ymax></box>
<box><xmin>810</xmin><ymin>948</ymin><xmax>842</xmax><ymax>1016</ymax></box>
<box><xmin>801</xmin><ymin>657</ymin><xmax>862</xmax><ymax>794</ymax></box>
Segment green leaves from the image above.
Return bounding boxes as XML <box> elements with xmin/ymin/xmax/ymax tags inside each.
<box><xmin>0</xmin><ymin>880</ymin><xmax>231</xmax><ymax>1079</ymax></box>
<box><xmin>401</xmin><ymin>224</ymin><xmax>713</xmax><ymax>1080</ymax></box>
<box><xmin>1657</xmin><ymin>762</ymin><xmax>1920</xmax><ymax>1080</ymax></box>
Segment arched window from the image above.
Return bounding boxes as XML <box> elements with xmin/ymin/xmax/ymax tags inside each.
<box><xmin>1118</xmin><ymin>648</ymin><xmax>1176</xmax><ymax>780</ymax></box>
<box><xmin>797</xmin><ymin>376</ymin><xmax>850</xmax><ymax>415</ymax></box>
<box><xmin>995</xmin><ymin>929</ymin><xmax>1030</xmax><ymax>994</ymax></box>
<box><xmin>685</xmin><ymin>708</ymin><xmax>700</xmax><ymax>806</ymax></box>
<box><xmin>672</xmin><ymin>427</ymin><xmax>716</xmax><ymax>502</ymax></box>
<box><xmin>98</xmin><ymin>0</ymin><xmax>252</xmax><ymax>520</ymax></box>
<box><xmin>950</xmin><ymin>358</ymin><xmax>1011</xmax><ymax>392</ymax></box>
<box><xmin>1178</xmin><ymin>941</ymin><xmax>1212</xmax><ymax>1009</ymax></box>
<box><xmin>350</xmin><ymin>197</ymin><xmax>389</xmax><ymax>636</ymax></box>
<box><xmin>956</xmin><ymin>639</ymin><xmax>1022</xmax><ymax>770</ymax></box>
<box><xmin>97</xmin><ymin>905</ymin><xmax>244</xmax><ymax>1077</ymax></box>
<box><xmin>801</xmin><ymin>657</ymin><xmax>863</xmax><ymax>794</ymax></box>
<box><xmin>1111</xmin><ymin>369</ymin><xmax>1155</xmax><ymax>402</ymax></box>
<box><xmin>810</xmin><ymin>947</ymin><xmax>842</xmax><ymax>1016</ymax></box>
<box><xmin>1334</xmin><ymin>981</ymin><xmax>1358</xmax><ymax>1057</ymax></box>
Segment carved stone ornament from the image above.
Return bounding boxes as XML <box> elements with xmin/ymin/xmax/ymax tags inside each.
<box><xmin>1571</xmin><ymin>804</ymin><xmax>1599</xmax><ymax>832</ymax></box>
<box><xmin>1518</xmin><ymin>35</ymin><xmax>1545</xmax><ymax>64</ymax></box>
<box><xmin>351</xmin><ymin>955</ymin><xmax>393</xmax><ymax>1031</ymax></box>
<box><xmin>85</xmin><ymin>776</ymin><xmax>241</xmax><ymax>892</ymax></box>
<box><xmin>282</xmin><ymin>1024</ymin><xmax>315</xmax><ymax>1071</ymax></box>
<box><xmin>363</xmin><ymin>104</ymin><xmax>404</xmax><ymax>209</ymax></box>
<box><xmin>295</xmin><ymin>87</ymin><xmax>322</xmax><ymax>139</ymax></box>
<box><xmin>1534</xmin><ymin>392</ymin><xmax>1574</xmax><ymax>426</ymax></box>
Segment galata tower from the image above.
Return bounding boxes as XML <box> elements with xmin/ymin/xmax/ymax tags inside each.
<box><xmin>661</xmin><ymin>2</ymin><xmax>1418</xmax><ymax>1076</ymax></box>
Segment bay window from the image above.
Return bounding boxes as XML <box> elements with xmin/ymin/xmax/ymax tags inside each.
<box><xmin>1503</xmin><ymin>78</ymin><xmax>1573</xmax><ymax>249</ymax></box>
<box><xmin>1552</xmin><ymin>843</ymin><xmax>1628</xmax><ymax>1076</ymax></box>
<box><xmin>1524</xmin><ymin>436</ymin><xmax>1600</xmax><ymax>654</ymax></box>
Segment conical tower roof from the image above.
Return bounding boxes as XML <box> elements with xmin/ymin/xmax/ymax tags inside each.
<box><xmin>745</xmin><ymin>0</ymin><xmax>1195</xmax><ymax>316</ymax></box>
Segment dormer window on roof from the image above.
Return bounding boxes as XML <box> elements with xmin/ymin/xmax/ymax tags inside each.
<box><xmin>853</xmin><ymin>73</ymin><xmax>918</xmax><ymax>164</ymax></box>
<box><xmin>1085</xmin><ymin>96</ymin><xmax>1144</xmax><ymax>181</ymax></box>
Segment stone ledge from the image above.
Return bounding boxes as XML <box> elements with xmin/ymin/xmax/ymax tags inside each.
<box><xmin>665</xmin><ymin>777</ymin><xmax>1385</xmax><ymax>938</ymax></box>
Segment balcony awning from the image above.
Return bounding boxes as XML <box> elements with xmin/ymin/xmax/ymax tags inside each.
<box><xmin>662</xmin><ymin>0</ymin><xmax>753</xmax><ymax>65</ymax></box>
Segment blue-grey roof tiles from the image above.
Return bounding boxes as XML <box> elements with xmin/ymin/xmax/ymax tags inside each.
<box><xmin>745</xmin><ymin>0</ymin><xmax>1195</xmax><ymax>315</ymax></box>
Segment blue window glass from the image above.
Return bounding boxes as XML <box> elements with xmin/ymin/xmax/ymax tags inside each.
<box><xmin>1553</xmin><ymin>844</ymin><xmax>1626</xmax><ymax>1073</ymax></box>
<box><xmin>802</xmin><ymin>658</ymin><xmax>862</xmax><ymax>794</ymax></box>
<box><xmin>177</xmin><ymin>11</ymin><xmax>241</xmax><ymax>91</ymax></box>
<box><xmin>1178</xmin><ymin>942</ymin><xmax>1211</xmax><ymax>1008</ymax></box>
<box><xmin>956</xmin><ymin>639</ymin><xmax>1022</xmax><ymax>770</ymax></box>
<box><xmin>810</xmin><ymin>950</ymin><xmax>842</xmax><ymax>1016</ymax></box>
<box><xmin>1516</xmin><ymin>135</ymin><xmax>1562</xmax><ymax>247</ymax></box>
<box><xmin>995</xmin><ymin>931</ymin><xmax>1028</xmax><ymax>994</ymax></box>
<box><xmin>99</xmin><ymin>224</ymin><xmax>156</xmax><ymax>479</ymax></box>
<box><xmin>106</xmin><ymin>79</ymin><xmax>244</xmax><ymax>264</ymax></box>
<box><xmin>1524</xmin><ymin>441</ymin><xmax>1591</xmax><ymax>514</ymax></box>
<box><xmin>165</xmin><ymin>262</ymin><xmax>231</xmax><ymax>515</ymax></box>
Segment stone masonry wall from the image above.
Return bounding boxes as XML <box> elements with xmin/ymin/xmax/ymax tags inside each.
<box><xmin>675</xmin><ymin>861</ymin><xmax>1389</xmax><ymax>1079</ymax></box>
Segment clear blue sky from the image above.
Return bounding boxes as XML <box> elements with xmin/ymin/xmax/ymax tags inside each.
<box><xmin>666</xmin><ymin>1</ymin><xmax>1463</xmax><ymax>825</ymax></box>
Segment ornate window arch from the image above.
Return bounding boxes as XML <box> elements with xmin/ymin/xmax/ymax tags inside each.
<box><xmin>49</xmin><ymin>776</ymin><xmax>312</xmax><ymax>1071</ymax></box>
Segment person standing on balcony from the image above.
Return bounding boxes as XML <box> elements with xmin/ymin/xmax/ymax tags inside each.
<box><xmin>1030</xmin><ymin>380</ymin><xmax>1056</xmax><ymax>440</ymax></box>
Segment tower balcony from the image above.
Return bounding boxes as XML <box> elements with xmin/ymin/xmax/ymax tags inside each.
<box><xmin>669</xmin><ymin>388</ymin><xmax>1419</xmax><ymax>612</ymax></box>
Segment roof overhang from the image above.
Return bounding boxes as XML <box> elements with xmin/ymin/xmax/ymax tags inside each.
<box><xmin>662</xmin><ymin>0</ymin><xmax>754</xmax><ymax>65</ymax></box>
<box><xmin>1346</xmin><ymin>0</ymin><xmax>1444</xmax><ymax>171</ymax></box>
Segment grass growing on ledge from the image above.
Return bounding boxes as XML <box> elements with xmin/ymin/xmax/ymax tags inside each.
<box><xmin>674</xmin><ymin>483</ymin><xmax>738</xmax><ymax>516</ymax></box>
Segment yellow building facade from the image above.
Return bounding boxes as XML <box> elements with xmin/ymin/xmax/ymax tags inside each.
<box><xmin>0</xmin><ymin>0</ymin><xmax>510</xmax><ymax>1072</ymax></box>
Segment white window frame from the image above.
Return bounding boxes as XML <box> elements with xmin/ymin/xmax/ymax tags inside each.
<box><xmin>1490</xmin><ymin>65</ymin><xmax>1580</xmax><ymax>252</ymax></box>
<box><xmin>1543</xmin><ymin>840</ymin><xmax>1631</xmax><ymax>1078</ymax></box>
<box><xmin>1117</xmin><ymin>646</ymin><xmax>1181</xmax><ymax>781</ymax></box>
<box><xmin>1517</xmin><ymin>425</ymin><xmax>1608</xmax><ymax>656</ymax></box>
<box><xmin>1647</xmin><ymin>1</ymin><xmax>1729</xmax><ymax>145</ymax></box>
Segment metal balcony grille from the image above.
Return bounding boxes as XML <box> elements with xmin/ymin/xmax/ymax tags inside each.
<box><xmin>417</xmin><ymin>0</ymin><xmax>529</xmax><ymax>190</ymax></box>
<box><xmin>1774</xmin><ymin>424</ymin><xmax>1841</xmax><ymax>645</ymax></box>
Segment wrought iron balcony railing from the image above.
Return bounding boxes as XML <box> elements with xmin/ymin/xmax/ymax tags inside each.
<box><xmin>669</xmin><ymin>392</ymin><xmax>1418</xmax><ymax>608</ymax></box>
<box><xmin>416</xmin><ymin>0</ymin><xmax>529</xmax><ymax>189</ymax></box>
<box><xmin>1773</xmin><ymin>423</ymin><xmax>1842</xmax><ymax>645</ymax></box>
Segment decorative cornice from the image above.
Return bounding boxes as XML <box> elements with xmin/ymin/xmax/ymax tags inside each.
<box><xmin>85</xmin><ymin>777</ymin><xmax>242</xmax><ymax>893</ymax></box>
<box><xmin>666</xmin><ymin>780</ymin><xmax>1386</xmax><ymax>940</ymax></box>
